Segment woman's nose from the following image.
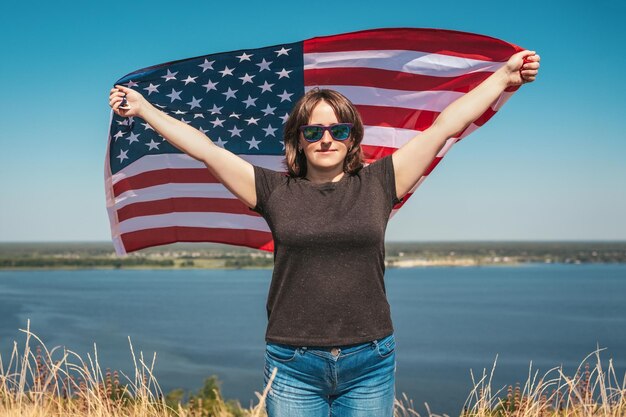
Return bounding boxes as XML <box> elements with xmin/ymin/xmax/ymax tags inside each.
<box><xmin>320</xmin><ymin>130</ymin><xmax>333</xmax><ymax>143</ymax></box>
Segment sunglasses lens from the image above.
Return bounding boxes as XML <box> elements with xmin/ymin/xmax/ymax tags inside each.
<box><xmin>302</xmin><ymin>126</ymin><xmax>323</xmax><ymax>141</ymax></box>
<box><xmin>330</xmin><ymin>124</ymin><xmax>351</xmax><ymax>140</ymax></box>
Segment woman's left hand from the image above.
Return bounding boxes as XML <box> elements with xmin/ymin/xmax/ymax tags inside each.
<box><xmin>501</xmin><ymin>50</ymin><xmax>541</xmax><ymax>87</ymax></box>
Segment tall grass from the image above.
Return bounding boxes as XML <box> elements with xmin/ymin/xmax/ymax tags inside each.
<box><xmin>1</xmin><ymin>321</ymin><xmax>624</xmax><ymax>417</ymax></box>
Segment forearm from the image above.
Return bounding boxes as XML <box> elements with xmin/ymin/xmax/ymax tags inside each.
<box><xmin>434</xmin><ymin>68</ymin><xmax>509</xmax><ymax>137</ymax></box>
<box><xmin>139</xmin><ymin>101</ymin><xmax>215</xmax><ymax>162</ymax></box>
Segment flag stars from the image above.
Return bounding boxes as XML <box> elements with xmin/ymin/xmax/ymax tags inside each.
<box><xmin>246</xmin><ymin>136</ymin><xmax>261</xmax><ymax>150</ymax></box>
<box><xmin>144</xmin><ymin>83</ymin><xmax>160</xmax><ymax>95</ymax></box>
<box><xmin>277</xmin><ymin>90</ymin><xmax>293</xmax><ymax>102</ymax></box>
<box><xmin>199</xmin><ymin>126</ymin><xmax>209</xmax><ymax>134</ymax></box>
<box><xmin>146</xmin><ymin>139</ymin><xmax>160</xmax><ymax>150</ymax></box>
<box><xmin>113</xmin><ymin>131</ymin><xmax>124</xmax><ymax>140</ymax></box>
<box><xmin>261</xmin><ymin>104</ymin><xmax>277</xmax><ymax>116</ymax></box>
<box><xmin>229</xmin><ymin>112</ymin><xmax>241</xmax><ymax>119</ymax></box>
<box><xmin>193</xmin><ymin>113</ymin><xmax>205</xmax><ymax>119</ymax></box>
<box><xmin>116</xmin><ymin>149</ymin><xmax>129</xmax><ymax>163</ymax></box>
<box><xmin>256</xmin><ymin>58</ymin><xmax>272</xmax><ymax>72</ymax></box>
<box><xmin>142</xmin><ymin>122</ymin><xmax>154</xmax><ymax>131</ymax></box>
<box><xmin>219</xmin><ymin>66</ymin><xmax>234</xmax><ymax>77</ymax></box>
<box><xmin>279</xmin><ymin>113</ymin><xmax>290</xmax><ymax>124</ymax></box>
<box><xmin>182</xmin><ymin>75</ymin><xmax>198</xmax><ymax>85</ymax></box>
<box><xmin>211</xmin><ymin>117</ymin><xmax>225</xmax><ymax>128</ymax></box>
<box><xmin>228</xmin><ymin>126</ymin><xmax>243</xmax><ymax>137</ymax></box>
<box><xmin>263</xmin><ymin>124</ymin><xmax>277</xmax><ymax>137</ymax></box>
<box><xmin>198</xmin><ymin>59</ymin><xmax>215</xmax><ymax>72</ymax></box>
<box><xmin>124</xmin><ymin>80</ymin><xmax>139</xmax><ymax>88</ymax></box>
<box><xmin>187</xmin><ymin>96</ymin><xmax>203</xmax><ymax>110</ymax></box>
<box><xmin>202</xmin><ymin>79</ymin><xmax>219</xmax><ymax>92</ymax></box>
<box><xmin>236</xmin><ymin>52</ymin><xmax>253</xmax><ymax>62</ymax></box>
<box><xmin>222</xmin><ymin>87</ymin><xmax>238</xmax><ymax>100</ymax></box>
<box><xmin>126</xmin><ymin>132</ymin><xmax>140</xmax><ymax>144</ymax></box>
<box><xmin>173</xmin><ymin>109</ymin><xmax>187</xmax><ymax>115</ymax></box>
<box><xmin>239</xmin><ymin>73</ymin><xmax>255</xmax><ymax>84</ymax></box>
<box><xmin>161</xmin><ymin>69</ymin><xmax>178</xmax><ymax>81</ymax></box>
<box><xmin>180</xmin><ymin>117</ymin><xmax>191</xmax><ymax>124</ymax></box>
<box><xmin>208</xmin><ymin>104</ymin><xmax>223</xmax><ymax>114</ymax></box>
<box><xmin>276</xmin><ymin>68</ymin><xmax>292</xmax><ymax>79</ymax></box>
<box><xmin>275</xmin><ymin>47</ymin><xmax>291</xmax><ymax>57</ymax></box>
<box><xmin>245</xmin><ymin>116</ymin><xmax>260</xmax><ymax>125</ymax></box>
<box><xmin>214</xmin><ymin>137</ymin><xmax>228</xmax><ymax>148</ymax></box>
<box><xmin>258</xmin><ymin>81</ymin><xmax>274</xmax><ymax>94</ymax></box>
<box><xmin>258</xmin><ymin>81</ymin><xmax>274</xmax><ymax>93</ymax></box>
<box><xmin>242</xmin><ymin>95</ymin><xmax>258</xmax><ymax>108</ymax></box>
<box><xmin>166</xmin><ymin>88</ymin><xmax>182</xmax><ymax>102</ymax></box>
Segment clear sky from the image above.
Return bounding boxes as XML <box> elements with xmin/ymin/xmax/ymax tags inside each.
<box><xmin>1</xmin><ymin>0</ymin><xmax>624</xmax><ymax>243</ymax></box>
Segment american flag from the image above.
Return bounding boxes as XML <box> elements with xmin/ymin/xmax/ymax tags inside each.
<box><xmin>105</xmin><ymin>28</ymin><xmax>522</xmax><ymax>255</ymax></box>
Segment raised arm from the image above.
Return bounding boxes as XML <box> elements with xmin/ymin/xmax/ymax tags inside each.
<box><xmin>392</xmin><ymin>50</ymin><xmax>541</xmax><ymax>200</ymax></box>
<box><xmin>109</xmin><ymin>85</ymin><xmax>257</xmax><ymax>208</ymax></box>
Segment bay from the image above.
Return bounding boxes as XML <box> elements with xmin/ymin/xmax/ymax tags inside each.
<box><xmin>0</xmin><ymin>264</ymin><xmax>625</xmax><ymax>415</ymax></box>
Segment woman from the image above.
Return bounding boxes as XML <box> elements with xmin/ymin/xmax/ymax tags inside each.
<box><xmin>109</xmin><ymin>49</ymin><xmax>540</xmax><ymax>417</ymax></box>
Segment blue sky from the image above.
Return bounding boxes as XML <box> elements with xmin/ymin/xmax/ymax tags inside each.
<box><xmin>0</xmin><ymin>0</ymin><xmax>624</xmax><ymax>243</ymax></box>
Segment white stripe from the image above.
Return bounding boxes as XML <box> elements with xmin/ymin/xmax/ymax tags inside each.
<box><xmin>362</xmin><ymin>125</ymin><xmax>468</xmax><ymax>150</ymax></box>
<box><xmin>492</xmin><ymin>90</ymin><xmax>514</xmax><ymax>111</ymax></box>
<box><xmin>304</xmin><ymin>50</ymin><xmax>505</xmax><ymax>77</ymax></box>
<box><xmin>117</xmin><ymin>212</ymin><xmax>270</xmax><ymax>234</ymax></box>
<box><xmin>111</xmin><ymin>153</ymin><xmax>285</xmax><ymax>186</ymax></box>
<box><xmin>305</xmin><ymin>85</ymin><xmax>464</xmax><ymax>113</ymax></box>
<box><xmin>114</xmin><ymin>183</ymin><xmax>237</xmax><ymax>210</ymax></box>
<box><xmin>104</xmin><ymin>110</ymin><xmax>127</xmax><ymax>256</ymax></box>
<box><xmin>362</xmin><ymin>126</ymin><xmax>418</xmax><ymax>148</ymax></box>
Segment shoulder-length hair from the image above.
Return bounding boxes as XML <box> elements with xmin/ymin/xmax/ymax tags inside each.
<box><xmin>283</xmin><ymin>88</ymin><xmax>364</xmax><ymax>177</ymax></box>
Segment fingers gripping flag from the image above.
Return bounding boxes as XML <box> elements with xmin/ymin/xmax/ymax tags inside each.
<box><xmin>105</xmin><ymin>28</ymin><xmax>522</xmax><ymax>255</ymax></box>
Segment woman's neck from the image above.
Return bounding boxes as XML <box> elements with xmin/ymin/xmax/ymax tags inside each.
<box><xmin>305</xmin><ymin>166</ymin><xmax>345</xmax><ymax>183</ymax></box>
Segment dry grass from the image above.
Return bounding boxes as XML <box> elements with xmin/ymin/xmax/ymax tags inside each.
<box><xmin>1</xmin><ymin>321</ymin><xmax>624</xmax><ymax>417</ymax></box>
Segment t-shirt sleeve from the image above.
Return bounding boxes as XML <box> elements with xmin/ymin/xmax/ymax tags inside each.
<box><xmin>252</xmin><ymin>165</ymin><xmax>287</xmax><ymax>215</ymax></box>
<box><xmin>364</xmin><ymin>155</ymin><xmax>403</xmax><ymax>208</ymax></box>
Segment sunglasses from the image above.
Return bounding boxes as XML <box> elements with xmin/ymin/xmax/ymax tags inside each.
<box><xmin>299</xmin><ymin>123</ymin><xmax>353</xmax><ymax>142</ymax></box>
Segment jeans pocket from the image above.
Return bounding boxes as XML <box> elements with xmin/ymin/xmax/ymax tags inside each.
<box><xmin>266</xmin><ymin>343</ymin><xmax>299</xmax><ymax>363</ymax></box>
<box><xmin>375</xmin><ymin>334</ymin><xmax>395</xmax><ymax>359</ymax></box>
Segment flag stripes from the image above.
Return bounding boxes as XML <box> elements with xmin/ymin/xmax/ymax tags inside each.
<box><xmin>105</xmin><ymin>27</ymin><xmax>522</xmax><ymax>255</ymax></box>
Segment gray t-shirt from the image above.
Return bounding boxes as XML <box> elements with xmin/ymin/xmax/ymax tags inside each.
<box><xmin>252</xmin><ymin>155</ymin><xmax>402</xmax><ymax>346</ymax></box>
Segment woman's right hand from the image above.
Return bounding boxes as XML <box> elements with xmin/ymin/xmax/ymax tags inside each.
<box><xmin>109</xmin><ymin>84</ymin><xmax>147</xmax><ymax>118</ymax></box>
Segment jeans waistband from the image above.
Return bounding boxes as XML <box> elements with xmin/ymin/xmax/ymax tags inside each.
<box><xmin>290</xmin><ymin>333</ymin><xmax>393</xmax><ymax>354</ymax></box>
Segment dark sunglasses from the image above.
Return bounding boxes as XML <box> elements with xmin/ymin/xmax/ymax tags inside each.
<box><xmin>299</xmin><ymin>123</ymin><xmax>353</xmax><ymax>142</ymax></box>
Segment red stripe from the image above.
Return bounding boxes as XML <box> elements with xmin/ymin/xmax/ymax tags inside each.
<box><xmin>393</xmin><ymin>192</ymin><xmax>412</xmax><ymax>210</ymax></box>
<box><xmin>113</xmin><ymin>168</ymin><xmax>218</xmax><ymax>197</ymax></box>
<box><xmin>304</xmin><ymin>28</ymin><xmax>523</xmax><ymax>60</ymax></box>
<box><xmin>357</xmin><ymin>105</ymin><xmax>439</xmax><ymax>131</ymax></box>
<box><xmin>121</xmin><ymin>227</ymin><xmax>274</xmax><ymax>253</ymax></box>
<box><xmin>116</xmin><ymin>197</ymin><xmax>261</xmax><ymax>222</ymax></box>
<box><xmin>472</xmin><ymin>107</ymin><xmax>497</xmax><ymax>127</ymax></box>
<box><xmin>361</xmin><ymin>145</ymin><xmax>396</xmax><ymax>162</ymax></box>
<box><xmin>305</xmin><ymin>68</ymin><xmax>490</xmax><ymax>93</ymax></box>
<box><xmin>424</xmin><ymin>156</ymin><xmax>443</xmax><ymax>176</ymax></box>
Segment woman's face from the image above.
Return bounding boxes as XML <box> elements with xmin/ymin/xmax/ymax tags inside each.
<box><xmin>299</xmin><ymin>100</ymin><xmax>353</xmax><ymax>174</ymax></box>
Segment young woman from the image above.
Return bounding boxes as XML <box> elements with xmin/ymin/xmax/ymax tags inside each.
<box><xmin>109</xmin><ymin>49</ymin><xmax>540</xmax><ymax>417</ymax></box>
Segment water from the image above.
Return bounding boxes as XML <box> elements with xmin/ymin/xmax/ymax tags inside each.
<box><xmin>0</xmin><ymin>264</ymin><xmax>625</xmax><ymax>415</ymax></box>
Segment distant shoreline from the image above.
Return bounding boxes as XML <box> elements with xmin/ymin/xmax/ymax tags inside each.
<box><xmin>1</xmin><ymin>241</ymin><xmax>625</xmax><ymax>270</ymax></box>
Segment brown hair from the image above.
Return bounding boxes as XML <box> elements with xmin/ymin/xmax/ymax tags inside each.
<box><xmin>283</xmin><ymin>88</ymin><xmax>364</xmax><ymax>177</ymax></box>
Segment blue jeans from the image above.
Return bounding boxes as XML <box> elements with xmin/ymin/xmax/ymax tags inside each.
<box><xmin>263</xmin><ymin>334</ymin><xmax>396</xmax><ymax>417</ymax></box>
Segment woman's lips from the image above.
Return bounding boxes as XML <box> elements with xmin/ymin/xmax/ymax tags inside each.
<box><xmin>316</xmin><ymin>149</ymin><xmax>337</xmax><ymax>153</ymax></box>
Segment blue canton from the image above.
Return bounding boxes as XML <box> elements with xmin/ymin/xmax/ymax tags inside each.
<box><xmin>109</xmin><ymin>42</ymin><xmax>304</xmax><ymax>175</ymax></box>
